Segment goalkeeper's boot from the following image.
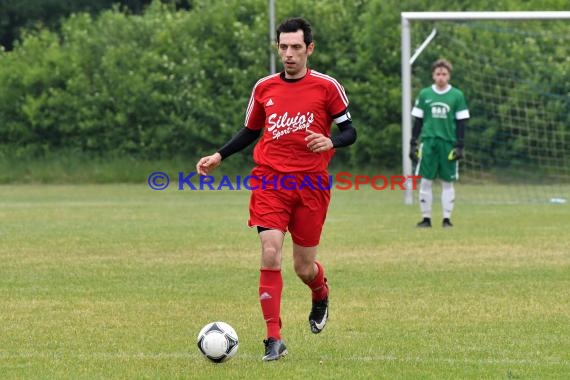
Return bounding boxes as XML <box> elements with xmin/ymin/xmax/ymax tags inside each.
<box><xmin>309</xmin><ymin>284</ymin><xmax>329</xmax><ymax>334</ymax></box>
<box><xmin>442</xmin><ymin>218</ymin><xmax>453</xmax><ymax>228</ymax></box>
<box><xmin>416</xmin><ymin>218</ymin><xmax>432</xmax><ymax>228</ymax></box>
<box><xmin>262</xmin><ymin>338</ymin><xmax>288</xmax><ymax>361</ymax></box>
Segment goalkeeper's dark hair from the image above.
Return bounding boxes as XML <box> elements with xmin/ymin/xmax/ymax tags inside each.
<box><xmin>432</xmin><ymin>58</ymin><xmax>453</xmax><ymax>73</ymax></box>
<box><xmin>276</xmin><ymin>17</ymin><xmax>313</xmax><ymax>47</ymax></box>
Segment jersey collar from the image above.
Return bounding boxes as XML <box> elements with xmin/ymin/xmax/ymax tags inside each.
<box><xmin>280</xmin><ymin>68</ymin><xmax>310</xmax><ymax>83</ymax></box>
<box><xmin>431</xmin><ymin>84</ymin><xmax>452</xmax><ymax>94</ymax></box>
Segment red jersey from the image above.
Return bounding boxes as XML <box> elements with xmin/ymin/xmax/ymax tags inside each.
<box><xmin>244</xmin><ymin>69</ymin><xmax>349</xmax><ymax>173</ymax></box>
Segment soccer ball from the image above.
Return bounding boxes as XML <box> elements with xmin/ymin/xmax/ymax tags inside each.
<box><xmin>197</xmin><ymin>321</ymin><xmax>239</xmax><ymax>363</ymax></box>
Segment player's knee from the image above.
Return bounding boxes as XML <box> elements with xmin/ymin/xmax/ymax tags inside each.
<box><xmin>261</xmin><ymin>245</ymin><xmax>281</xmax><ymax>267</ymax></box>
<box><xmin>293</xmin><ymin>261</ymin><xmax>314</xmax><ymax>283</ymax></box>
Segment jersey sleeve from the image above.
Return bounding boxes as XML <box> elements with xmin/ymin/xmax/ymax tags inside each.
<box><xmin>455</xmin><ymin>90</ymin><xmax>470</xmax><ymax>120</ymax></box>
<box><xmin>326</xmin><ymin>79</ymin><xmax>350</xmax><ymax>117</ymax></box>
<box><xmin>244</xmin><ymin>85</ymin><xmax>266</xmax><ymax>130</ymax></box>
<box><xmin>411</xmin><ymin>90</ymin><xmax>424</xmax><ymax>118</ymax></box>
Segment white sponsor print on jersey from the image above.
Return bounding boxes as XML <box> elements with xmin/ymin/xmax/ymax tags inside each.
<box><xmin>431</xmin><ymin>102</ymin><xmax>450</xmax><ymax>119</ymax></box>
<box><xmin>267</xmin><ymin>111</ymin><xmax>315</xmax><ymax>140</ymax></box>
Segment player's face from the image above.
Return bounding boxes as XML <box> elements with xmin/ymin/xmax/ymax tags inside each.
<box><xmin>278</xmin><ymin>30</ymin><xmax>314</xmax><ymax>79</ymax></box>
<box><xmin>432</xmin><ymin>67</ymin><xmax>450</xmax><ymax>89</ymax></box>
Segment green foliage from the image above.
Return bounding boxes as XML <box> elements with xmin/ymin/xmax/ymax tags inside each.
<box><xmin>0</xmin><ymin>0</ymin><xmax>568</xmax><ymax>177</ymax></box>
<box><xmin>0</xmin><ymin>0</ymin><xmax>195</xmax><ymax>51</ymax></box>
<box><xmin>0</xmin><ymin>1</ymin><xmax>267</xmax><ymax>164</ymax></box>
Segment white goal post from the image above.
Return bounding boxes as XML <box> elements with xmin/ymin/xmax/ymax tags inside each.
<box><xmin>401</xmin><ymin>11</ymin><xmax>570</xmax><ymax>205</ymax></box>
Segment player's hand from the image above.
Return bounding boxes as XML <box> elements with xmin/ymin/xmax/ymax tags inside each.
<box><xmin>305</xmin><ymin>129</ymin><xmax>333</xmax><ymax>153</ymax></box>
<box><xmin>196</xmin><ymin>153</ymin><xmax>222</xmax><ymax>175</ymax></box>
<box><xmin>409</xmin><ymin>141</ymin><xmax>420</xmax><ymax>162</ymax></box>
<box><xmin>448</xmin><ymin>146</ymin><xmax>464</xmax><ymax>161</ymax></box>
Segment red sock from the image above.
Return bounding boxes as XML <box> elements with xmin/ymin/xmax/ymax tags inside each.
<box><xmin>307</xmin><ymin>261</ymin><xmax>329</xmax><ymax>301</ymax></box>
<box><xmin>259</xmin><ymin>268</ymin><xmax>283</xmax><ymax>340</ymax></box>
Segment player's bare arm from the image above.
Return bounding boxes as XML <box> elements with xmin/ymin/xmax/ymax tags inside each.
<box><xmin>305</xmin><ymin>129</ymin><xmax>333</xmax><ymax>153</ymax></box>
<box><xmin>196</xmin><ymin>153</ymin><xmax>222</xmax><ymax>176</ymax></box>
<box><xmin>196</xmin><ymin>127</ymin><xmax>262</xmax><ymax>175</ymax></box>
<box><xmin>305</xmin><ymin>111</ymin><xmax>357</xmax><ymax>153</ymax></box>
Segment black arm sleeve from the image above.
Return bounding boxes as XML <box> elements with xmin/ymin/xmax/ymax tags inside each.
<box><xmin>331</xmin><ymin>120</ymin><xmax>357</xmax><ymax>148</ymax></box>
<box><xmin>411</xmin><ymin>117</ymin><xmax>423</xmax><ymax>143</ymax></box>
<box><xmin>455</xmin><ymin>118</ymin><xmax>467</xmax><ymax>148</ymax></box>
<box><xmin>217</xmin><ymin>127</ymin><xmax>262</xmax><ymax>160</ymax></box>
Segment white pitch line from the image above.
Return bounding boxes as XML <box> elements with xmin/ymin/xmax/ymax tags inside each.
<box><xmin>0</xmin><ymin>352</ymin><xmax>568</xmax><ymax>366</ymax></box>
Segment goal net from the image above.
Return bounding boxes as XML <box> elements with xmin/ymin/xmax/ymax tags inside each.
<box><xmin>405</xmin><ymin>15</ymin><xmax>570</xmax><ymax>204</ymax></box>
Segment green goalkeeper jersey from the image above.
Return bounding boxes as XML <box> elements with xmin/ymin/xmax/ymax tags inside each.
<box><xmin>411</xmin><ymin>85</ymin><xmax>470</xmax><ymax>142</ymax></box>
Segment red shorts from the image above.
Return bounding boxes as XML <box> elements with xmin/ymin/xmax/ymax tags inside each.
<box><xmin>247</xmin><ymin>166</ymin><xmax>331</xmax><ymax>247</ymax></box>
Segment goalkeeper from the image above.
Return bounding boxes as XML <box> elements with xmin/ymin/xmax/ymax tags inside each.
<box><xmin>409</xmin><ymin>59</ymin><xmax>470</xmax><ymax>228</ymax></box>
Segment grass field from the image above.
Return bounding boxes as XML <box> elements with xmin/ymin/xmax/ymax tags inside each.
<box><xmin>0</xmin><ymin>183</ymin><xmax>568</xmax><ymax>379</ymax></box>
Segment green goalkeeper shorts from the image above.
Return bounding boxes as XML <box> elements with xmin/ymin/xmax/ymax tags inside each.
<box><xmin>415</xmin><ymin>137</ymin><xmax>459</xmax><ymax>182</ymax></box>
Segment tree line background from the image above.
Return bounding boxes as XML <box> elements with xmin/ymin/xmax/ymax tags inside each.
<box><xmin>0</xmin><ymin>0</ymin><xmax>568</xmax><ymax>182</ymax></box>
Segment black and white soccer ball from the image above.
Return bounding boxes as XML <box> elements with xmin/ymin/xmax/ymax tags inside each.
<box><xmin>197</xmin><ymin>321</ymin><xmax>239</xmax><ymax>363</ymax></box>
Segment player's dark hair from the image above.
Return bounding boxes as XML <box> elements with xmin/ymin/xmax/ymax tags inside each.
<box><xmin>276</xmin><ymin>17</ymin><xmax>313</xmax><ymax>47</ymax></box>
<box><xmin>432</xmin><ymin>59</ymin><xmax>453</xmax><ymax>73</ymax></box>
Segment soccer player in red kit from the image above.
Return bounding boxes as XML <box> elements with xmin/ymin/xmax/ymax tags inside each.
<box><xmin>196</xmin><ymin>17</ymin><xmax>356</xmax><ymax>361</ymax></box>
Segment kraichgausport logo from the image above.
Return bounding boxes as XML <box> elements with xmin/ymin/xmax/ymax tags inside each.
<box><xmin>147</xmin><ymin>172</ymin><xmax>421</xmax><ymax>191</ymax></box>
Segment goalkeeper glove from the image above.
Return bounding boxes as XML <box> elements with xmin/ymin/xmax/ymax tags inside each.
<box><xmin>448</xmin><ymin>143</ymin><xmax>464</xmax><ymax>161</ymax></box>
<box><xmin>409</xmin><ymin>140</ymin><xmax>420</xmax><ymax>163</ymax></box>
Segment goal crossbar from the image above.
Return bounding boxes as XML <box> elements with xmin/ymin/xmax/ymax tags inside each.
<box><xmin>402</xmin><ymin>11</ymin><xmax>570</xmax><ymax>21</ymax></box>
